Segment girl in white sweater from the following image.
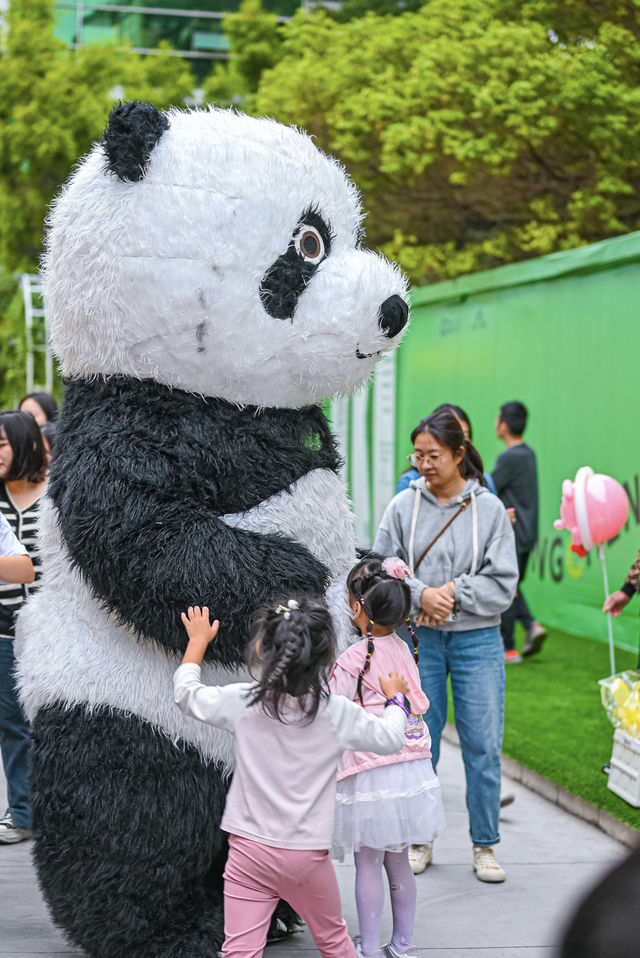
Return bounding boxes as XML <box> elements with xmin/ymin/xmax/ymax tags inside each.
<box><xmin>174</xmin><ymin>595</ymin><xmax>409</xmax><ymax>958</ymax></box>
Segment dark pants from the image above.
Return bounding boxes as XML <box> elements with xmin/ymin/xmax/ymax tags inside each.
<box><xmin>0</xmin><ymin>637</ymin><xmax>32</xmax><ymax>828</ymax></box>
<box><xmin>500</xmin><ymin>550</ymin><xmax>535</xmax><ymax>651</ymax></box>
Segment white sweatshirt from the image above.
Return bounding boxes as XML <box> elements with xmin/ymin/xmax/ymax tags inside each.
<box><xmin>174</xmin><ymin>663</ymin><xmax>406</xmax><ymax>850</ymax></box>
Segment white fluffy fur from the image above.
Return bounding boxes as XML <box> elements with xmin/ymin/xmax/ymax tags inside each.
<box><xmin>220</xmin><ymin>468</ymin><xmax>356</xmax><ymax>652</ymax></box>
<box><xmin>43</xmin><ymin>108</ymin><xmax>408</xmax><ymax>408</ymax></box>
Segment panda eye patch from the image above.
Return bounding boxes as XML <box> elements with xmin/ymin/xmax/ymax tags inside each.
<box><xmin>295</xmin><ymin>226</ymin><xmax>325</xmax><ymax>263</ymax></box>
<box><xmin>259</xmin><ymin>207</ymin><xmax>334</xmax><ymax>321</ymax></box>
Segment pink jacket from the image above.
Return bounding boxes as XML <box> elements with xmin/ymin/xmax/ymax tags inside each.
<box><xmin>329</xmin><ymin>632</ymin><xmax>431</xmax><ymax>781</ymax></box>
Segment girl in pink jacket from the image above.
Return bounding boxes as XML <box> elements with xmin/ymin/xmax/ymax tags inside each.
<box><xmin>330</xmin><ymin>555</ymin><xmax>446</xmax><ymax>958</ymax></box>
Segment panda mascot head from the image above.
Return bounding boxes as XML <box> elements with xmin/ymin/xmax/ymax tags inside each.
<box><xmin>16</xmin><ymin>102</ymin><xmax>409</xmax><ymax>958</ymax></box>
<box><xmin>44</xmin><ymin>101</ymin><xmax>407</xmax><ymax>406</ymax></box>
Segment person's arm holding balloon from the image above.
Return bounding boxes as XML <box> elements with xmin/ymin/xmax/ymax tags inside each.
<box><xmin>603</xmin><ymin>547</ymin><xmax>640</xmax><ymax>617</ymax></box>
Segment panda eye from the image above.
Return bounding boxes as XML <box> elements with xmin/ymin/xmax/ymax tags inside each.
<box><xmin>294</xmin><ymin>225</ymin><xmax>325</xmax><ymax>263</ymax></box>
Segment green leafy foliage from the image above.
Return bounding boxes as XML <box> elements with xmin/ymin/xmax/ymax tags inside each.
<box><xmin>256</xmin><ymin>1</ymin><xmax>640</xmax><ymax>282</ymax></box>
<box><xmin>202</xmin><ymin>0</ymin><xmax>283</xmax><ymax>109</ymax></box>
<box><xmin>0</xmin><ymin>2</ymin><xmax>193</xmax><ymax>272</ymax></box>
<box><xmin>495</xmin><ymin>1</ymin><xmax>640</xmax><ymax>43</ymax></box>
<box><xmin>5</xmin><ymin>0</ymin><xmax>640</xmax><ymax>404</ymax></box>
<box><xmin>334</xmin><ymin>0</ymin><xmax>426</xmax><ymax>21</ymax></box>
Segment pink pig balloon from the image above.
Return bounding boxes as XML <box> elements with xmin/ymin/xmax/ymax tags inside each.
<box><xmin>554</xmin><ymin>466</ymin><xmax>629</xmax><ymax>556</ymax></box>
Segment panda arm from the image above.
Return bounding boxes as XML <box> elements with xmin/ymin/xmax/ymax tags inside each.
<box><xmin>50</xmin><ymin>382</ymin><xmax>339</xmax><ymax>668</ymax></box>
<box><xmin>56</xmin><ymin>481</ymin><xmax>331</xmax><ymax>668</ymax></box>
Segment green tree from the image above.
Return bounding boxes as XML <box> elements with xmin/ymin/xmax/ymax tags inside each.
<box><xmin>495</xmin><ymin>1</ymin><xmax>640</xmax><ymax>43</ymax></box>
<box><xmin>256</xmin><ymin>1</ymin><xmax>640</xmax><ymax>283</ymax></box>
<box><xmin>202</xmin><ymin>0</ymin><xmax>283</xmax><ymax>109</ymax></box>
<box><xmin>335</xmin><ymin>0</ymin><xmax>426</xmax><ymax>21</ymax></box>
<box><xmin>0</xmin><ymin>1</ymin><xmax>193</xmax><ymax>273</ymax></box>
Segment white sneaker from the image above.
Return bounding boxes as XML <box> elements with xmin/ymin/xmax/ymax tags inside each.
<box><xmin>472</xmin><ymin>845</ymin><xmax>506</xmax><ymax>882</ymax></box>
<box><xmin>0</xmin><ymin>810</ymin><xmax>31</xmax><ymax>845</ymax></box>
<box><xmin>408</xmin><ymin>843</ymin><xmax>432</xmax><ymax>874</ymax></box>
<box><xmin>522</xmin><ymin>622</ymin><xmax>547</xmax><ymax>657</ymax></box>
<box><xmin>384</xmin><ymin>945</ymin><xmax>419</xmax><ymax>958</ymax></box>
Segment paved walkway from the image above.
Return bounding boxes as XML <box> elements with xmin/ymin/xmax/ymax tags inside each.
<box><xmin>1</xmin><ymin>738</ymin><xmax>630</xmax><ymax>957</ymax></box>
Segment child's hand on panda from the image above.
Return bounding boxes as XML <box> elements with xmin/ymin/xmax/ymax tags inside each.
<box><xmin>181</xmin><ymin>606</ymin><xmax>220</xmax><ymax>665</ymax></box>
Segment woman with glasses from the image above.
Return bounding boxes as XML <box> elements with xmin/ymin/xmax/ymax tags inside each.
<box><xmin>396</xmin><ymin>404</ymin><xmax>497</xmax><ymax>495</ymax></box>
<box><xmin>372</xmin><ymin>408</ymin><xmax>518</xmax><ymax>884</ymax></box>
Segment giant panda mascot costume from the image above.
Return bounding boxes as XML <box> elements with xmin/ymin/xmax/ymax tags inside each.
<box><xmin>16</xmin><ymin>102</ymin><xmax>408</xmax><ymax>958</ymax></box>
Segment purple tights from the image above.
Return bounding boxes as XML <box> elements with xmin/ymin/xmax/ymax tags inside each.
<box><xmin>353</xmin><ymin>846</ymin><xmax>416</xmax><ymax>957</ymax></box>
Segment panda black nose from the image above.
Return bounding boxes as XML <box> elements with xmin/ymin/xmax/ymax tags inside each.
<box><xmin>378</xmin><ymin>295</ymin><xmax>408</xmax><ymax>339</ymax></box>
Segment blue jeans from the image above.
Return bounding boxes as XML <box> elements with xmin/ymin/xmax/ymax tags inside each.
<box><xmin>0</xmin><ymin>637</ymin><xmax>32</xmax><ymax>828</ymax></box>
<box><xmin>413</xmin><ymin>625</ymin><xmax>504</xmax><ymax>847</ymax></box>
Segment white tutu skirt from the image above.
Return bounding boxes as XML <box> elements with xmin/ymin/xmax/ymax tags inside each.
<box><xmin>332</xmin><ymin>758</ymin><xmax>445</xmax><ymax>860</ymax></box>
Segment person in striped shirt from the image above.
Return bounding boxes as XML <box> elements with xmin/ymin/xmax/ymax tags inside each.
<box><xmin>0</xmin><ymin>410</ymin><xmax>48</xmax><ymax>844</ymax></box>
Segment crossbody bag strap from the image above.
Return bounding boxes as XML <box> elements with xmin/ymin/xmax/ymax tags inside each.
<box><xmin>469</xmin><ymin>489</ymin><xmax>479</xmax><ymax>576</ymax></box>
<box><xmin>414</xmin><ymin>498</ymin><xmax>470</xmax><ymax>575</ymax></box>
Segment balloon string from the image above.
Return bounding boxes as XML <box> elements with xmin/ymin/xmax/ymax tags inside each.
<box><xmin>599</xmin><ymin>544</ymin><xmax>616</xmax><ymax>677</ymax></box>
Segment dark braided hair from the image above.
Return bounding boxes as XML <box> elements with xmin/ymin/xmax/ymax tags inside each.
<box><xmin>347</xmin><ymin>554</ymin><xmax>417</xmax><ymax>704</ymax></box>
<box><xmin>246</xmin><ymin>594</ymin><xmax>334</xmax><ymax>725</ymax></box>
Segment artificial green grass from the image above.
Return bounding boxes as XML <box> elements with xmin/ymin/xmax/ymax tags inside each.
<box><xmin>447</xmin><ymin>628</ymin><xmax>640</xmax><ymax>829</ymax></box>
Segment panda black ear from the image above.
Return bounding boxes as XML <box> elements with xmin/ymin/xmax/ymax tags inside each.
<box><xmin>103</xmin><ymin>101</ymin><xmax>170</xmax><ymax>182</ymax></box>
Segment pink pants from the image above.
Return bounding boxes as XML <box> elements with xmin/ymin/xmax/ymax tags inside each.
<box><xmin>223</xmin><ymin>835</ymin><xmax>357</xmax><ymax>958</ymax></box>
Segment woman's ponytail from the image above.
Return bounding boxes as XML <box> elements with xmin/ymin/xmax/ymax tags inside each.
<box><xmin>461</xmin><ymin>438</ymin><xmax>487</xmax><ymax>486</ymax></box>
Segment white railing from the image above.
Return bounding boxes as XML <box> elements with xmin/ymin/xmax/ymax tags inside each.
<box><xmin>21</xmin><ymin>273</ymin><xmax>53</xmax><ymax>393</ymax></box>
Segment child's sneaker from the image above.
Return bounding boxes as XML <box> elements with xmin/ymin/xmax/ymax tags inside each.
<box><xmin>384</xmin><ymin>944</ymin><xmax>420</xmax><ymax>958</ymax></box>
<box><xmin>472</xmin><ymin>845</ymin><xmax>506</xmax><ymax>882</ymax></box>
<box><xmin>408</xmin><ymin>843</ymin><xmax>432</xmax><ymax>874</ymax></box>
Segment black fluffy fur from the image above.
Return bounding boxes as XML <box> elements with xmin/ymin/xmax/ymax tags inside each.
<box><xmin>260</xmin><ymin>209</ymin><xmax>333</xmax><ymax>320</ymax></box>
<box><xmin>103</xmin><ymin>102</ymin><xmax>169</xmax><ymax>182</ymax></box>
<box><xmin>32</xmin><ymin>700</ymin><xmax>301</xmax><ymax>955</ymax></box>
<box><xmin>32</xmin><ymin>702</ymin><xmax>228</xmax><ymax>957</ymax></box>
<box><xmin>48</xmin><ymin>376</ymin><xmax>340</xmax><ymax>667</ymax></box>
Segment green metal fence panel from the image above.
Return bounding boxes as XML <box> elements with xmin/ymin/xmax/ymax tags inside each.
<box><xmin>329</xmin><ymin>231</ymin><xmax>640</xmax><ymax>654</ymax></box>
<box><xmin>396</xmin><ymin>231</ymin><xmax>640</xmax><ymax>654</ymax></box>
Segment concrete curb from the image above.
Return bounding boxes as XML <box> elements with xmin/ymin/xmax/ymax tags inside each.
<box><xmin>442</xmin><ymin>722</ymin><xmax>640</xmax><ymax>849</ymax></box>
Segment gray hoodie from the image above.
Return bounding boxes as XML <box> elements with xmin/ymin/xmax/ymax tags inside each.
<box><xmin>373</xmin><ymin>477</ymin><xmax>518</xmax><ymax>632</ymax></box>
